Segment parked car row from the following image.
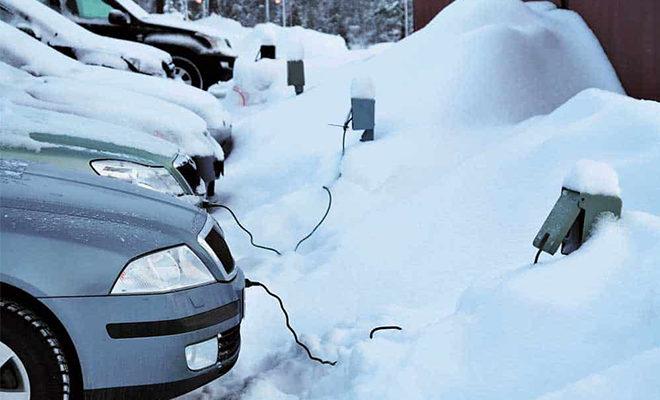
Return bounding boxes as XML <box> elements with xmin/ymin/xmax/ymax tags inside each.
<box><xmin>1</xmin><ymin>2</ymin><xmax>246</xmax><ymax>398</ymax></box>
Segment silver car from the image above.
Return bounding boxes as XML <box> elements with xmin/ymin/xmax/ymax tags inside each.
<box><xmin>0</xmin><ymin>160</ymin><xmax>244</xmax><ymax>399</ymax></box>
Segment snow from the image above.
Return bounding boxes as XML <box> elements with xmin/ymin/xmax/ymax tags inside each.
<box><xmin>563</xmin><ymin>159</ymin><xmax>621</xmax><ymax>196</ymax></box>
<box><xmin>0</xmin><ymin>0</ymin><xmax>171</xmax><ymax>77</ymax></box>
<box><xmin>197</xmin><ymin>17</ymin><xmax>348</xmax><ymax>61</ymax></box>
<box><xmin>178</xmin><ymin>1</ymin><xmax>658</xmax><ymax>399</ymax></box>
<box><xmin>0</xmin><ymin>99</ymin><xmax>180</xmax><ymax>158</ymax></box>
<box><xmin>287</xmin><ymin>41</ymin><xmax>305</xmax><ymax>61</ymax></box>
<box><xmin>0</xmin><ymin>22</ymin><xmax>232</xmax><ymax>142</ymax></box>
<box><xmin>351</xmin><ymin>77</ymin><xmax>375</xmax><ymax>100</ymax></box>
<box><xmin>0</xmin><ymin>62</ymin><xmax>222</xmax><ymax>159</ymax></box>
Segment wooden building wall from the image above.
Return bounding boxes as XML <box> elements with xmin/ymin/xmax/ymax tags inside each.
<box><xmin>412</xmin><ymin>0</ymin><xmax>659</xmax><ymax>101</ymax></box>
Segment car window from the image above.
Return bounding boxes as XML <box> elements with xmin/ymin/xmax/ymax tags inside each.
<box><xmin>67</xmin><ymin>0</ymin><xmax>112</xmax><ymax>19</ymax></box>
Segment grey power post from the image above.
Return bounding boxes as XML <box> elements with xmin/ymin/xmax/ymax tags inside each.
<box><xmin>533</xmin><ymin>187</ymin><xmax>622</xmax><ymax>257</ymax></box>
<box><xmin>287</xmin><ymin>42</ymin><xmax>305</xmax><ymax>95</ymax></box>
<box><xmin>287</xmin><ymin>61</ymin><xmax>305</xmax><ymax>95</ymax></box>
<box><xmin>350</xmin><ymin>77</ymin><xmax>376</xmax><ymax>142</ymax></box>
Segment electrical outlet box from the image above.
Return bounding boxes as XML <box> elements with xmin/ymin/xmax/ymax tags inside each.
<box><xmin>533</xmin><ymin>188</ymin><xmax>622</xmax><ymax>256</ymax></box>
<box><xmin>260</xmin><ymin>45</ymin><xmax>276</xmax><ymax>59</ymax></box>
<box><xmin>351</xmin><ymin>98</ymin><xmax>375</xmax><ymax>131</ymax></box>
<box><xmin>287</xmin><ymin>60</ymin><xmax>305</xmax><ymax>93</ymax></box>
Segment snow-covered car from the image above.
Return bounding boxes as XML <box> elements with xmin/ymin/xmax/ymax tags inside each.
<box><xmin>39</xmin><ymin>0</ymin><xmax>237</xmax><ymax>89</ymax></box>
<box><xmin>0</xmin><ymin>101</ymin><xmax>206</xmax><ymax>199</ymax></box>
<box><xmin>0</xmin><ymin>159</ymin><xmax>244</xmax><ymax>399</ymax></box>
<box><xmin>0</xmin><ymin>0</ymin><xmax>174</xmax><ymax>77</ymax></box>
<box><xmin>0</xmin><ymin>21</ymin><xmax>233</xmax><ymax>149</ymax></box>
<box><xmin>0</xmin><ymin>61</ymin><xmax>225</xmax><ymax>196</ymax></box>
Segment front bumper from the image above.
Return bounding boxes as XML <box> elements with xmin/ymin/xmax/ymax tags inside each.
<box><xmin>39</xmin><ymin>273</ymin><xmax>245</xmax><ymax>399</ymax></box>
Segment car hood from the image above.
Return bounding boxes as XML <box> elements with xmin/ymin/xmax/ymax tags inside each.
<box><xmin>139</xmin><ymin>14</ymin><xmax>236</xmax><ymax>56</ymax></box>
<box><xmin>0</xmin><ymin>160</ymin><xmax>214</xmax><ymax>296</ymax></box>
<box><xmin>0</xmin><ymin>159</ymin><xmax>205</xmax><ymax>234</ymax></box>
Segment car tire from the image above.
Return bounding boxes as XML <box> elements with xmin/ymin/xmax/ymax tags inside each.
<box><xmin>172</xmin><ymin>56</ymin><xmax>204</xmax><ymax>89</ymax></box>
<box><xmin>0</xmin><ymin>300</ymin><xmax>72</xmax><ymax>400</ymax></box>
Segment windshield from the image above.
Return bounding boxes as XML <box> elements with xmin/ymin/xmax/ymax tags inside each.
<box><xmin>112</xmin><ymin>0</ymin><xmax>147</xmax><ymax>19</ymax></box>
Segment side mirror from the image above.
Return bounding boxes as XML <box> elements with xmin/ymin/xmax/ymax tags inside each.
<box><xmin>16</xmin><ymin>23</ymin><xmax>38</xmax><ymax>39</ymax></box>
<box><xmin>108</xmin><ymin>9</ymin><xmax>129</xmax><ymax>26</ymax></box>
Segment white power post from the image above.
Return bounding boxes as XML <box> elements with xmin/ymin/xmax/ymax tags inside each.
<box><xmin>265</xmin><ymin>0</ymin><xmax>270</xmax><ymax>22</ymax></box>
<box><xmin>282</xmin><ymin>0</ymin><xmax>286</xmax><ymax>27</ymax></box>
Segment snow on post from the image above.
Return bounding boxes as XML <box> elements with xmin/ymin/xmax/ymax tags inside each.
<box><xmin>287</xmin><ymin>40</ymin><xmax>305</xmax><ymax>61</ymax></box>
<box><xmin>351</xmin><ymin>76</ymin><xmax>376</xmax><ymax>100</ymax></box>
<box><xmin>563</xmin><ymin>159</ymin><xmax>621</xmax><ymax>197</ymax></box>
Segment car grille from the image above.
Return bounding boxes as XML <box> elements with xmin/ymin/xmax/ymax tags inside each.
<box><xmin>205</xmin><ymin>227</ymin><xmax>235</xmax><ymax>275</ymax></box>
<box><xmin>218</xmin><ymin>325</ymin><xmax>240</xmax><ymax>364</ymax></box>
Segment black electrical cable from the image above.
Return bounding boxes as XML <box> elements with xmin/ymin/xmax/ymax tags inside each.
<box><xmin>294</xmin><ymin>186</ymin><xmax>332</xmax><ymax>252</ymax></box>
<box><xmin>245</xmin><ymin>279</ymin><xmax>337</xmax><ymax>366</ymax></box>
<box><xmin>369</xmin><ymin>325</ymin><xmax>403</xmax><ymax>339</ymax></box>
<box><xmin>204</xmin><ymin>202</ymin><xmax>283</xmax><ymax>256</ymax></box>
<box><xmin>533</xmin><ymin>233</ymin><xmax>550</xmax><ymax>265</ymax></box>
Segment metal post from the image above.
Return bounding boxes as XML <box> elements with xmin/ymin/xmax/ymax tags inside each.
<box><xmin>282</xmin><ymin>0</ymin><xmax>286</xmax><ymax>27</ymax></box>
<box><xmin>403</xmin><ymin>0</ymin><xmax>409</xmax><ymax>37</ymax></box>
<box><xmin>265</xmin><ymin>0</ymin><xmax>270</xmax><ymax>22</ymax></box>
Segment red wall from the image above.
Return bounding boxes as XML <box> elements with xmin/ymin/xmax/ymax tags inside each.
<box><xmin>413</xmin><ymin>0</ymin><xmax>659</xmax><ymax>101</ymax></box>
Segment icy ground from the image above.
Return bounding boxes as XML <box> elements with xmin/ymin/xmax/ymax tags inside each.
<box><xmin>183</xmin><ymin>1</ymin><xmax>659</xmax><ymax>398</ymax></box>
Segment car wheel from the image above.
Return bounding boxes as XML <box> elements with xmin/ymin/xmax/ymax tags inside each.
<box><xmin>172</xmin><ymin>56</ymin><xmax>203</xmax><ymax>89</ymax></box>
<box><xmin>0</xmin><ymin>300</ymin><xmax>72</xmax><ymax>400</ymax></box>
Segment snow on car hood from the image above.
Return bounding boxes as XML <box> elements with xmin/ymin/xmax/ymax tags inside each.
<box><xmin>0</xmin><ymin>63</ymin><xmax>222</xmax><ymax>160</ymax></box>
<box><xmin>138</xmin><ymin>13</ymin><xmax>236</xmax><ymax>57</ymax></box>
<box><xmin>0</xmin><ymin>0</ymin><xmax>171</xmax><ymax>76</ymax></box>
<box><xmin>0</xmin><ymin>22</ymin><xmax>231</xmax><ymax>139</ymax></box>
<box><xmin>0</xmin><ymin>98</ymin><xmax>180</xmax><ymax>158</ymax></box>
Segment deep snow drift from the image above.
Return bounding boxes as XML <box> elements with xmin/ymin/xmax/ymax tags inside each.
<box><xmin>179</xmin><ymin>1</ymin><xmax>657</xmax><ymax>399</ymax></box>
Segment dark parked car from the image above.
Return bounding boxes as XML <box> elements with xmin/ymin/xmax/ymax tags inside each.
<box><xmin>0</xmin><ymin>159</ymin><xmax>244</xmax><ymax>399</ymax></box>
<box><xmin>39</xmin><ymin>0</ymin><xmax>237</xmax><ymax>89</ymax></box>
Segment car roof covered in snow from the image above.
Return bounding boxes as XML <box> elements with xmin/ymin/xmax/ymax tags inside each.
<box><xmin>0</xmin><ymin>0</ymin><xmax>171</xmax><ymax>76</ymax></box>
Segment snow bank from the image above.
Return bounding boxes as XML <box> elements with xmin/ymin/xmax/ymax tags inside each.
<box><xmin>182</xmin><ymin>1</ymin><xmax>659</xmax><ymax>399</ymax></box>
<box><xmin>563</xmin><ymin>159</ymin><xmax>621</xmax><ymax>196</ymax></box>
<box><xmin>197</xmin><ymin>17</ymin><xmax>348</xmax><ymax>61</ymax></box>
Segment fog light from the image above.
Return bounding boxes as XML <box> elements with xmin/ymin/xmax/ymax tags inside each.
<box><xmin>185</xmin><ymin>337</ymin><xmax>218</xmax><ymax>371</ymax></box>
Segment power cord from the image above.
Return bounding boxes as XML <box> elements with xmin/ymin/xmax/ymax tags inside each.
<box><xmin>295</xmin><ymin>186</ymin><xmax>332</xmax><ymax>252</ymax></box>
<box><xmin>369</xmin><ymin>326</ymin><xmax>403</xmax><ymax>339</ymax></box>
<box><xmin>245</xmin><ymin>279</ymin><xmax>337</xmax><ymax>366</ymax></box>
<box><xmin>203</xmin><ymin>201</ymin><xmax>283</xmax><ymax>256</ymax></box>
<box><xmin>533</xmin><ymin>233</ymin><xmax>549</xmax><ymax>265</ymax></box>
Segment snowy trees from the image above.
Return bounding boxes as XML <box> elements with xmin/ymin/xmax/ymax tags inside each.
<box><xmin>135</xmin><ymin>0</ymin><xmax>413</xmax><ymax>47</ymax></box>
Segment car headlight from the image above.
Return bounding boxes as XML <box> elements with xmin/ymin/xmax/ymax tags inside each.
<box><xmin>111</xmin><ymin>245</ymin><xmax>216</xmax><ymax>295</ymax></box>
<box><xmin>91</xmin><ymin>160</ymin><xmax>185</xmax><ymax>196</ymax></box>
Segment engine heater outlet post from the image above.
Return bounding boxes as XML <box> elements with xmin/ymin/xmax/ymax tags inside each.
<box><xmin>287</xmin><ymin>60</ymin><xmax>305</xmax><ymax>95</ymax></box>
<box><xmin>533</xmin><ymin>187</ymin><xmax>622</xmax><ymax>260</ymax></box>
<box><xmin>258</xmin><ymin>45</ymin><xmax>276</xmax><ymax>60</ymax></box>
<box><xmin>351</xmin><ymin>98</ymin><xmax>375</xmax><ymax>142</ymax></box>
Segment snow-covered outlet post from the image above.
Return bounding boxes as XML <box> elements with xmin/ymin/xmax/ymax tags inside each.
<box><xmin>258</xmin><ymin>30</ymin><xmax>276</xmax><ymax>60</ymax></box>
<box><xmin>350</xmin><ymin>77</ymin><xmax>376</xmax><ymax>142</ymax></box>
<box><xmin>287</xmin><ymin>42</ymin><xmax>305</xmax><ymax>95</ymax></box>
<box><xmin>532</xmin><ymin>160</ymin><xmax>622</xmax><ymax>262</ymax></box>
